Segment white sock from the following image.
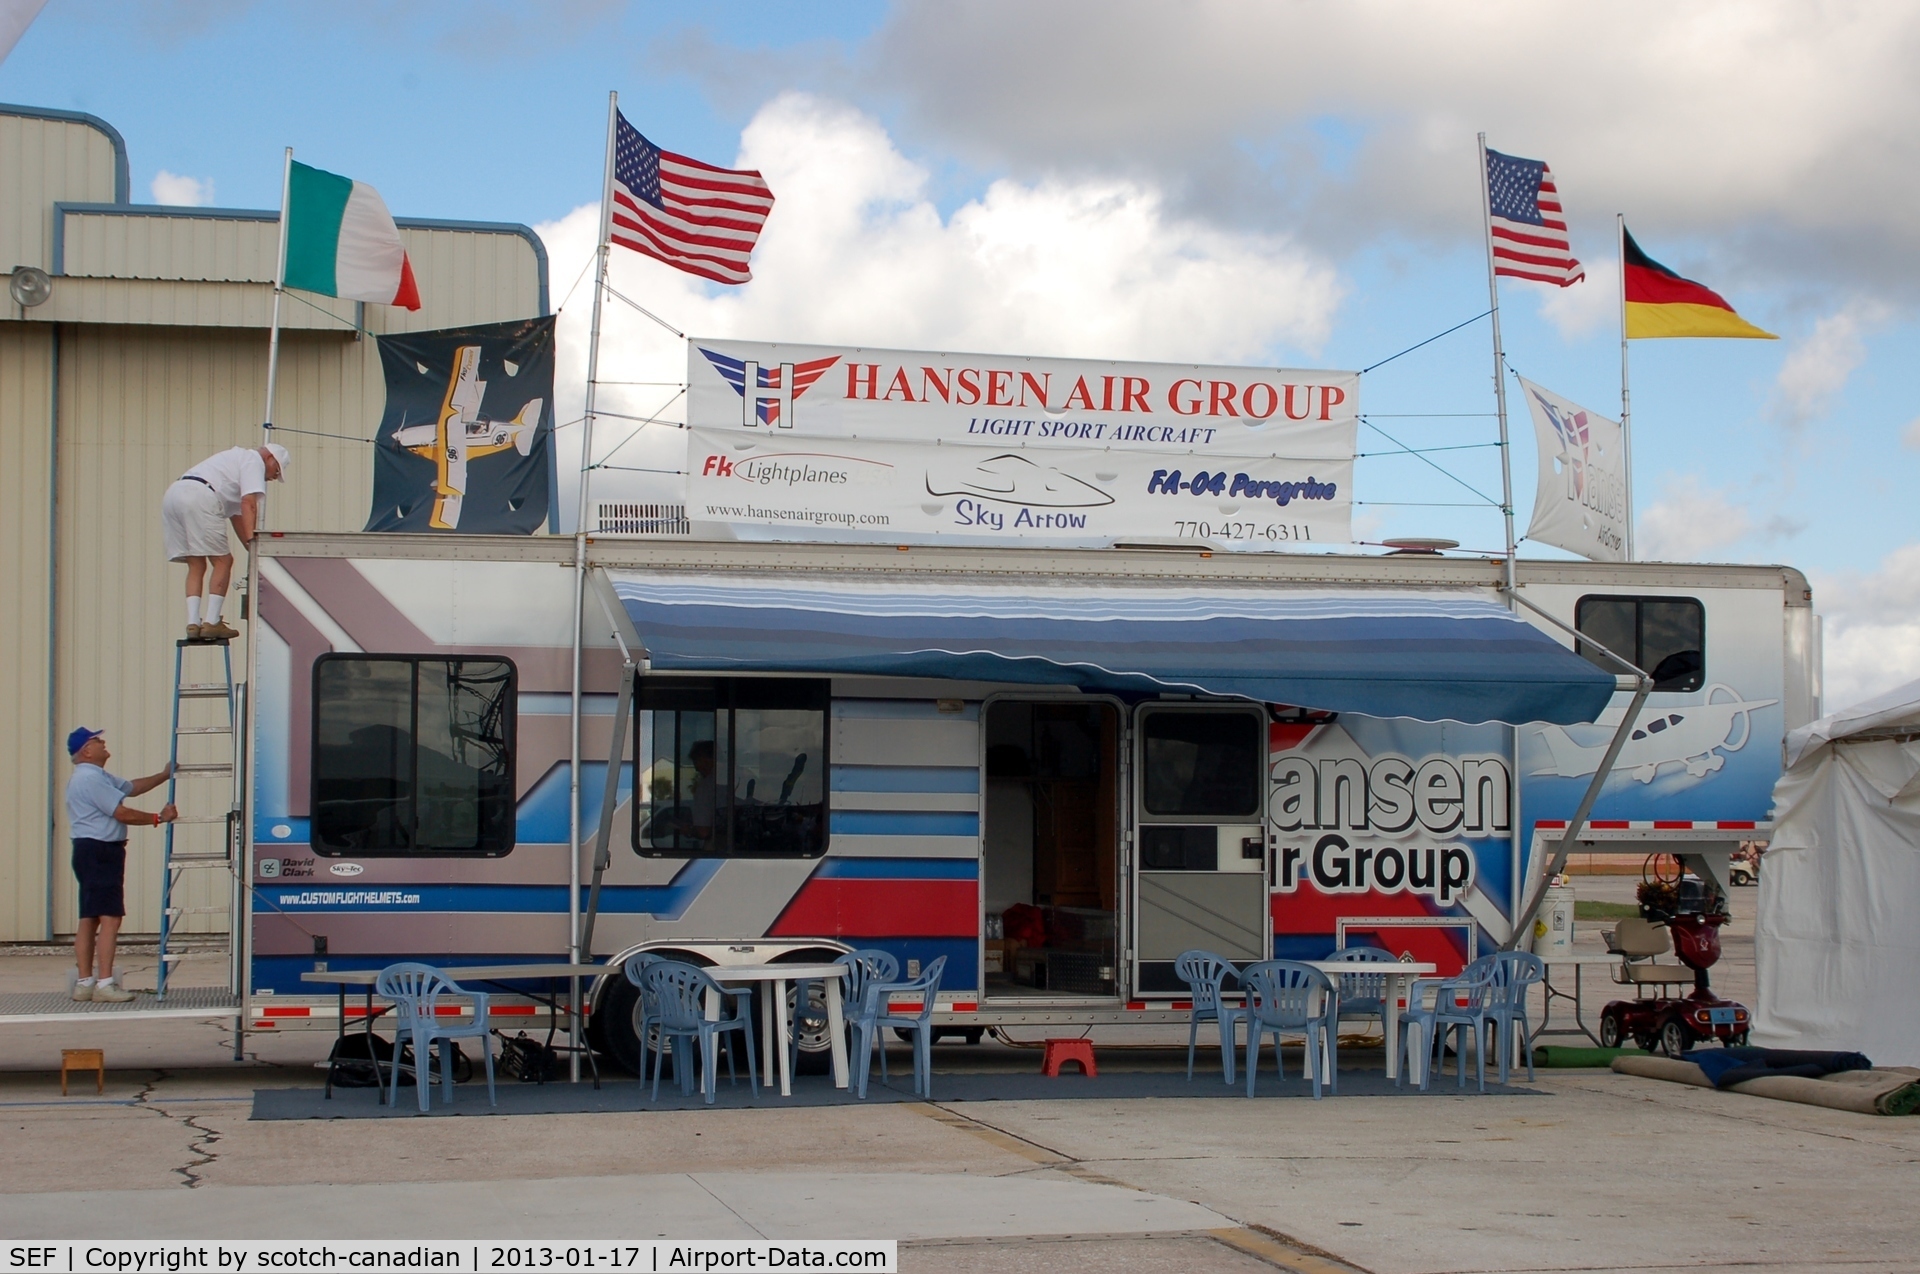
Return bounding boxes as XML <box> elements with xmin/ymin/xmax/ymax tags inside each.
<box><xmin>76</xmin><ymin>977</ymin><xmax>95</xmax><ymax>987</ymax></box>
<box><xmin>96</xmin><ymin>976</ymin><xmax>114</xmax><ymax>988</ymax></box>
<box><xmin>205</xmin><ymin>596</ymin><xmax>223</xmax><ymax>625</ymax></box>
<box><xmin>187</xmin><ymin>597</ymin><xmax>201</xmax><ymax>627</ymax></box>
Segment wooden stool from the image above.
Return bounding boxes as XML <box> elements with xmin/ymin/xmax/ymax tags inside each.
<box><xmin>61</xmin><ymin>1048</ymin><xmax>105</xmax><ymax>1096</ymax></box>
<box><xmin>1040</xmin><ymin>1037</ymin><xmax>1097</xmax><ymax>1077</ymax></box>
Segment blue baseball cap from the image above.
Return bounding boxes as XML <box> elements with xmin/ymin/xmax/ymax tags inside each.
<box><xmin>67</xmin><ymin>727</ymin><xmax>103</xmax><ymax>756</ymax></box>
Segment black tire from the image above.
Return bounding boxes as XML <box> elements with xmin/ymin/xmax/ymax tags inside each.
<box><xmin>594</xmin><ymin>976</ymin><xmax>650</xmax><ymax>1077</ymax></box>
<box><xmin>1632</xmin><ymin>1034</ymin><xmax>1657</xmax><ymax>1053</ymax></box>
<box><xmin>1659</xmin><ymin>1018</ymin><xmax>1692</xmax><ymax>1058</ymax></box>
<box><xmin>1598</xmin><ymin>1011</ymin><xmax>1623</xmax><ymax>1049</ymax></box>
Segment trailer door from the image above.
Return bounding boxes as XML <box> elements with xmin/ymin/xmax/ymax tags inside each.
<box><xmin>1131</xmin><ymin>704</ymin><xmax>1269</xmax><ymax>995</ymax></box>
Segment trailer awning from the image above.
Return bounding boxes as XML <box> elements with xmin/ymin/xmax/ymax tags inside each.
<box><xmin>606</xmin><ymin>572</ymin><xmax>1616</xmax><ymax>725</ymax></box>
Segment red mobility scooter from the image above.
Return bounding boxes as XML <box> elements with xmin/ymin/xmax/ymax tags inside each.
<box><xmin>1598</xmin><ymin>859</ymin><xmax>1750</xmax><ymax>1057</ymax></box>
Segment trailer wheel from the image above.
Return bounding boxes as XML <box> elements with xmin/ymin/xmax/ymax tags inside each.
<box><xmin>1659</xmin><ymin>1019</ymin><xmax>1693</xmax><ymax>1059</ymax></box>
<box><xmin>595</xmin><ymin>977</ymin><xmax>649</xmax><ymax>1077</ymax></box>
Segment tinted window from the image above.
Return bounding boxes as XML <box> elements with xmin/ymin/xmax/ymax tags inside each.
<box><xmin>637</xmin><ymin>679</ymin><xmax>828</xmax><ymax>857</ymax></box>
<box><xmin>1142</xmin><ymin>711</ymin><xmax>1261</xmax><ymax>817</ymax></box>
<box><xmin>1575</xmin><ymin>596</ymin><xmax>1705</xmax><ymax>692</ymax></box>
<box><xmin>312</xmin><ymin>657</ymin><xmax>516</xmax><ymax>856</ymax></box>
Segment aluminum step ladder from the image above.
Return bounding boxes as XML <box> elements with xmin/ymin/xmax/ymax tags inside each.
<box><xmin>157</xmin><ymin>635</ymin><xmax>241</xmax><ymax>1000</ymax></box>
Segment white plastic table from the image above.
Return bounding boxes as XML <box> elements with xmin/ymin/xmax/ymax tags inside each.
<box><xmin>1304</xmin><ymin>960</ymin><xmax>1437</xmax><ymax>1081</ymax></box>
<box><xmin>703</xmin><ymin>963</ymin><xmax>850</xmax><ymax>1097</ymax></box>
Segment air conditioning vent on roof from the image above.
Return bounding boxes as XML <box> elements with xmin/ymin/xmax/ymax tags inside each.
<box><xmin>596</xmin><ymin>502</ymin><xmax>689</xmax><ymax>536</ymax></box>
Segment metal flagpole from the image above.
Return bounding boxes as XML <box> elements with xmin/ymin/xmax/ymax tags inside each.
<box><xmin>261</xmin><ymin>147</ymin><xmax>293</xmax><ymax>455</ymax></box>
<box><xmin>1618</xmin><ymin>213</ymin><xmax>1635</xmax><ymax>562</ymax></box>
<box><xmin>566</xmin><ymin>91</ymin><xmax>619</xmax><ymax>1081</ymax></box>
<box><xmin>1477</xmin><ymin>134</ymin><xmax>1519</xmax><ymax>592</ymax></box>
<box><xmin>1479</xmin><ymin>134</ymin><xmax>1528</xmax><ymax>944</ymax></box>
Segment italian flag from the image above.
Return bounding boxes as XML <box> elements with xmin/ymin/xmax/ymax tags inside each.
<box><xmin>282</xmin><ymin>160</ymin><xmax>421</xmax><ymax>310</ymax></box>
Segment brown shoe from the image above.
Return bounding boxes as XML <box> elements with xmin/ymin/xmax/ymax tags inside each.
<box><xmin>185</xmin><ymin>623</ymin><xmax>203</xmax><ymax>641</ymax></box>
<box><xmin>199</xmin><ymin>620</ymin><xmax>239</xmax><ymax>641</ymax></box>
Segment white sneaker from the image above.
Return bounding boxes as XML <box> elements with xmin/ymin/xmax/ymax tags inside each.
<box><xmin>91</xmin><ymin>983</ymin><xmax>135</xmax><ymax>1003</ymax></box>
<box><xmin>70</xmin><ymin>982</ymin><xmax>93</xmax><ymax>1002</ymax></box>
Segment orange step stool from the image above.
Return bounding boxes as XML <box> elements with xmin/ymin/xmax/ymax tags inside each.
<box><xmin>1040</xmin><ymin>1038</ymin><xmax>1097</xmax><ymax>1077</ymax></box>
<box><xmin>61</xmin><ymin>1048</ymin><xmax>105</xmax><ymax>1095</ymax></box>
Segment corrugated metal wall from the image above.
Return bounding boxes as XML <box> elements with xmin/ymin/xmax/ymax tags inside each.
<box><xmin>0</xmin><ymin>326</ymin><xmax>55</xmax><ymax>942</ymax></box>
<box><xmin>2</xmin><ymin>102</ymin><xmax>547</xmax><ymax>941</ymax></box>
<box><xmin>0</xmin><ymin>110</ymin><xmax>118</xmax><ymax>271</ymax></box>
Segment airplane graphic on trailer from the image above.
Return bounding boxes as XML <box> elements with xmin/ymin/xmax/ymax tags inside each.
<box><xmin>1531</xmin><ymin>683</ymin><xmax>1777</xmax><ymax>783</ymax></box>
<box><xmin>393</xmin><ymin>345</ymin><xmax>543</xmax><ymax>530</ymax></box>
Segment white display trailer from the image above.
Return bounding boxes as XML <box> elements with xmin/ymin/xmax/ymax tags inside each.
<box><xmin>230</xmin><ymin>534</ymin><xmax>1813</xmax><ymax>1071</ymax></box>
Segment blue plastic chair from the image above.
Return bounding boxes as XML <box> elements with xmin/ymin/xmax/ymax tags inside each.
<box><xmin>1239</xmin><ymin>960</ymin><xmax>1338</xmax><ymax>1099</ymax></box>
<box><xmin>1401</xmin><ymin>956</ymin><xmax>1500</xmax><ymax>1091</ymax></box>
<box><xmin>375</xmin><ymin>962</ymin><xmax>497</xmax><ymax>1112</ymax></box>
<box><xmin>790</xmin><ymin>948</ymin><xmax>899</xmax><ymax>1076</ymax></box>
<box><xmin>623</xmin><ymin>951</ymin><xmax>669</xmax><ymax>1089</ymax></box>
<box><xmin>852</xmin><ymin>956</ymin><xmax>947</xmax><ymax>1099</ymax></box>
<box><xmin>1174</xmin><ymin>950</ymin><xmax>1245</xmax><ymax>1084</ymax></box>
<box><xmin>642</xmin><ymin>960</ymin><xmax>759</xmax><ymax>1104</ymax></box>
<box><xmin>1324</xmin><ymin>945</ymin><xmax>1396</xmax><ymax>1035</ymax></box>
<box><xmin>1486</xmin><ymin>951</ymin><xmax>1545</xmax><ymax>1084</ymax></box>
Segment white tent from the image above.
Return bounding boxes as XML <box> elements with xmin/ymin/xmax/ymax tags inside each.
<box><xmin>1756</xmin><ymin>679</ymin><xmax>1920</xmax><ymax>1065</ymax></box>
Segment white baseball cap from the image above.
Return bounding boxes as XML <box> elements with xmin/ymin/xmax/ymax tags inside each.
<box><xmin>264</xmin><ymin>442</ymin><xmax>290</xmax><ymax>475</ymax></box>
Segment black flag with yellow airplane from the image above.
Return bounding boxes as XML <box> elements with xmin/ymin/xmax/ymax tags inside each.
<box><xmin>366</xmin><ymin>316</ymin><xmax>555</xmax><ymax>533</ymax></box>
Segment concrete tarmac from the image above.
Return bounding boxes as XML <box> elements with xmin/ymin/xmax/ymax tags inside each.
<box><xmin>3</xmin><ymin>886</ymin><xmax>1913</xmax><ymax>1274</ymax></box>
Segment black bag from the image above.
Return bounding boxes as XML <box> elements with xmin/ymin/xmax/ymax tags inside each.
<box><xmin>328</xmin><ymin>1032</ymin><xmax>473</xmax><ymax>1087</ymax></box>
<box><xmin>498</xmin><ymin>1031</ymin><xmax>559</xmax><ymax>1082</ymax></box>
<box><xmin>327</xmin><ymin>1031</ymin><xmax>395</xmax><ymax>1088</ymax></box>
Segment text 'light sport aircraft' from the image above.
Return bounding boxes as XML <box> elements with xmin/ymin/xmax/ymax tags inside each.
<box><xmin>1530</xmin><ymin>683</ymin><xmax>1778</xmax><ymax>784</ymax></box>
<box><xmin>393</xmin><ymin>344</ymin><xmax>542</xmax><ymax>529</ymax></box>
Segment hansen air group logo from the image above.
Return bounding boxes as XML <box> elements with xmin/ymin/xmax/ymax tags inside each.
<box><xmin>1534</xmin><ymin>387</ymin><xmax>1592</xmax><ymax>503</ymax></box>
<box><xmin>700</xmin><ymin>347</ymin><xmax>841</xmax><ymax>428</ymax></box>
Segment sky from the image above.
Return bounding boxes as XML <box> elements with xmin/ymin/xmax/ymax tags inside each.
<box><xmin>3</xmin><ymin>1</ymin><xmax>1917</xmax><ymax>710</ymax></box>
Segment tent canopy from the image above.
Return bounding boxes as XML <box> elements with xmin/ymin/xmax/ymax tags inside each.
<box><xmin>608</xmin><ymin>571</ymin><xmax>1616</xmax><ymax>726</ymax></box>
<box><xmin>1758</xmin><ymin>678</ymin><xmax>1920</xmax><ymax>1065</ymax></box>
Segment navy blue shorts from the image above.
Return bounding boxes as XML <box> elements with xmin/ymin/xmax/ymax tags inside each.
<box><xmin>71</xmin><ymin>838</ymin><xmax>126</xmax><ymax>919</ymax></box>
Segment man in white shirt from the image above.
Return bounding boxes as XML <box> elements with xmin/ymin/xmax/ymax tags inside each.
<box><xmin>64</xmin><ymin>727</ymin><xmax>175</xmax><ymax>1003</ymax></box>
<box><xmin>160</xmin><ymin>442</ymin><xmax>289</xmax><ymax>641</ymax></box>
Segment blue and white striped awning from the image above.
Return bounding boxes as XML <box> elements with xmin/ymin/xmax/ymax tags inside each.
<box><xmin>608</xmin><ymin>573</ymin><xmax>1615</xmax><ymax>725</ymax></box>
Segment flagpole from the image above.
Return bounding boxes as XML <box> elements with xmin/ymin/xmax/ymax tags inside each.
<box><xmin>261</xmin><ymin>146</ymin><xmax>292</xmax><ymax>456</ymax></box>
<box><xmin>1480</xmin><ymin>134</ymin><xmax>1528</xmax><ymax>946</ymax></box>
<box><xmin>1477</xmin><ymin>134</ymin><xmax>1519</xmax><ymax>592</ymax></box>
<box><xmin>1617</xmin><ymin>213</ymin><xmax>1635</xmax><ymax>562</ymax></box>
<box><xmin>566</xmin><ymin>90</ymin><xmax>618</xmax><ymax>1082</ymax></box>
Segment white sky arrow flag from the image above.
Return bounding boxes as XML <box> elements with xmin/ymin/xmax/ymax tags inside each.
<box><xmin>1518</xmin><ymin>374</ymin><xmax>1625</xmax><ymax>562</ymax></box>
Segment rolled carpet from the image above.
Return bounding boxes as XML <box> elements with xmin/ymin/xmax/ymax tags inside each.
<box><xmin>1612</xmin><ymin>1055</ymin><xmax>1920</xmax><ymax>1115</ymax></box>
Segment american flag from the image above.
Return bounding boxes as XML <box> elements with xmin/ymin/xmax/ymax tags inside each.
<box><xmin>611</xmin><ymin>110</ymin><xmax>773</xmax><ymax>285</ymax></box>
<box><xmin>1485</xmin><ymin>148</ymin><xmax>1584</xmax><ymax>287</ymax></box>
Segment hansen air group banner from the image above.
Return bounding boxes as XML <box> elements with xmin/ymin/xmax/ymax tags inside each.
<box><xmin>1519</xmin><ymin>374</ymin><xmax>1625</xmax><ymax>562</ymax></box>
<box><xmin>366</xmin><ymin>317</ymin><xmax>554</xmax><ymax>534</ymax></box>
<box><xmin>685</xmin><ymin>339</ymin><xmax>1357</xmax><ymax>547</ymax></box>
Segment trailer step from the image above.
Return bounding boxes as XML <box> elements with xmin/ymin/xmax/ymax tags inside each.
<box><xmin>174</xmin><ymin>725</ymin><xmax>232</xmax><ymax>736</ymax></box>
<box><xmin>172</xmin><ymin>762</ymin><xmax>233</xmax><ymax>774</ymax></box>
<box><xmin>165</xmin><ymin>907</ymin><xmax>228</xmax><ymax>916</ymax></box>
<box><xmin>170</xmin><ymin>814</ymin><xmax>231</xmax><ymax>825</ymax></box>
<box><xmin>167</xmin><ymin>856</ymin><xmax>231</xmax><ymax>867</ymax></box>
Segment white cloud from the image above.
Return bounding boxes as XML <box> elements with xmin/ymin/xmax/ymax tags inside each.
<box><xmin>1771</xmin><ymin>302</ymin><xmax>1886</xmax><ymax>430</ymax></box>
<box><xmin>150</xmin><ymin>170</ymin><xmax>214</xmax><ymax>206</ymax></box>
<box><xmin>839</xmin><ymin>2</ymin><xmax>1920</xmax><ymax>294</ymax></box>
<box><xmin>1536</xmin><ymin>258</ymin><xmax>1619</xmax><ymax>342</ymax></box>
<box><xmin>538</xmin><ymin>93</ymin><xmax>1345</xmax><ymax>524</ymax></box>
<box><xmin>1635</xmin><ymin>474</ymin><xmax>1753</xmax><ymax>562</ymax></box>
<box><xmin>1815</xmin><ymin>544</ymin><xmax>1920</xmax><ymax>713</ymax></box>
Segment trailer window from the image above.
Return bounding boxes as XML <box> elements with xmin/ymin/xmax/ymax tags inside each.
<box><xmin>636</xmin><ymin>679</ymin><xmax>828</xmax><ymax>858</ymax></box>
<box><xmin>1575</xmin><ymin>596</ymin><xmax>1705</xmax><ymax>692</ymax></box>
<box><xmin>311</xmin><ymin>656</ymin><xmax>516</xmax><ymax>857</ymax></box>
<box><xmin>1141</xmin><ymin>710</ymin><xmax>1262</xmax><ymax>817</ymax></box>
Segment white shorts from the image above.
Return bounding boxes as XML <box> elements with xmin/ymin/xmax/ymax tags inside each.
<box><xmin>161</xmin><ymin>479</ymin><xmax>231</xmax><ymax>561</ymax></box>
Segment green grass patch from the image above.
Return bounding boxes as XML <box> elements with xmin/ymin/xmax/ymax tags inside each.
<box><xmin>1574</xmin><ymin>900</ymin><xmax>1640</xmax><ymax>921</ymax></box>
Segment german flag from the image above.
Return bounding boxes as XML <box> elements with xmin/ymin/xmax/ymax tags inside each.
<box><xmin>1624</xmin><ymin>226</ymin><xmax>1776</xmax><ymax>340</ymax></box>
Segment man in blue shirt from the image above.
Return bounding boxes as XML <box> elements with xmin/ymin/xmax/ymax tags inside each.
<box><xmin>64</xmin><ymin>728</ymin><xmax>175</xmax><ymax>1003</ymax></box>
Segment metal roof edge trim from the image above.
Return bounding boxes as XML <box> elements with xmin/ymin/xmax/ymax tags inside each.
<box><xmin>0</xmin><ymin>102</ymin><xmax>130</xmax><ymax>204</ymax></box>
